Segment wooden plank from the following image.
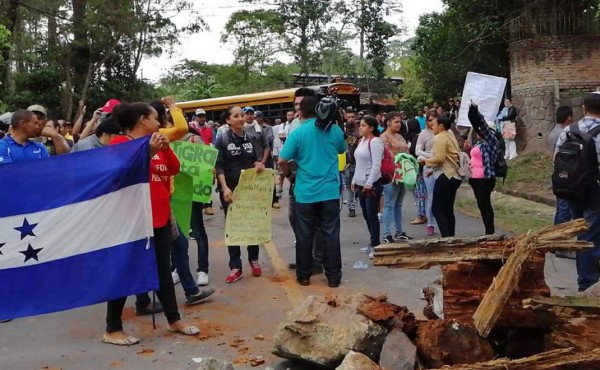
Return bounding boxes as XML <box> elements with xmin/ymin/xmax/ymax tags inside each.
<box><xmin>473</xmin><ymin>219</ymin><xmax>590</xmax><ymax>337</ymax></box>
<box><xmin>433</xmin><ymin>347</ymin><xmax>600</xmax><ymax>369</ymax></box>
<box><xmin>472</xmin><ymin>234</ymin><xmax>536</xmax><ymax>337</ymax></box>
<box><xmin>523</xmin><ymin>296</ymin><xmax>600</xmax><ymax>311</ymax></box>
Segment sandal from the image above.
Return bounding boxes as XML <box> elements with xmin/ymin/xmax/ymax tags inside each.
<box><xmin>102</xmin><ymin>333</ymin><xmax>139</xmax><ymax>346</ymax></box>
<box><xmin>167</xmin><ymin>323</ymin><xmax>199</xmax><ymax>336</ymax></box>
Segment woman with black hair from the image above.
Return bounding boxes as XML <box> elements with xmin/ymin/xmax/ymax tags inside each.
<box><xmin>214</xmin><ymin>106</ymin><xmax>265</xmax><ymax>284</ymax></box>
<box><xmin>419</xmin><ymin>115</ymin><xmax>461</xmax><ymax>237</ymax></box>
<box><xmin>352</xmin><ymin>115</ymin><xmax>384</xmax><ymax>258</ymax></box>
<box><xmin>103</xmin><ymin>102</ymin><xmax>199</xmax><ymax>346</ymax></box>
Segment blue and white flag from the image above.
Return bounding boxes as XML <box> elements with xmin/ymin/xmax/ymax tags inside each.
<box><xmin>0</xmin><ymin>138</ymin><xmax>157</xmax><ymax>319</ymax></box>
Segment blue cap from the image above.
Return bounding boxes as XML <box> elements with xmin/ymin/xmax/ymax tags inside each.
<box><xmin>243</xmin><ymin>106</ymin><xmax>255</xmax><ymax>113</ymax></box>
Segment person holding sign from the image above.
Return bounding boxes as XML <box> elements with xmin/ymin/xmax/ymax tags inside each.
<box><xmin>214</xmin><ymin>106</ymin><xmax>266</xmax><ymax>284</ymax></box>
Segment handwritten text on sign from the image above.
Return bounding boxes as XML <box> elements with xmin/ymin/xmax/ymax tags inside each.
<box><xmin>170</xmin><ymin>141</ymin><xmax>218</xmax><ymax>203</ymax></box>
<box><xmin>225</xmin><ymin>169</ymin><xmax>274</xmax><ymax>245</ymax></box>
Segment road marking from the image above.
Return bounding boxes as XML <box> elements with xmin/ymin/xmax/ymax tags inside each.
<box><xmin>264</xmin><ymin>241</ymin><xmax>304</xmax><ymax>307</ymax></box>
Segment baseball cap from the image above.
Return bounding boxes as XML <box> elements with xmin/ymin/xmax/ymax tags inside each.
<box><xmin>27</xmin><ymin>104</ymin><xmax>47</xmax><ymax>116</ymax></box>
<box><xmin>101</xmin><ymin>99</ymin><xmax>121</xmax><ymax>114</ymax></box>
<box><xmin>243</xmin><ymin>106</ymin><xmax>255</xmax><ymax>114</ymax></box>
<box><xmin>255</xmin><ymin>110</ymin><xmax>264</xmax><ymax>118</ymax></box>
<box><xmin>195</xmin><ymin>108</ymin><xmax>206</xmax><ymax>115</ymax></box>
<box><xmin>0</xmin><ymin>112</ymin><xmax>13</xmax><ymax>125</ymax></box>
<box><xmin>95</xmin><ymin>117</ymin><xmax>122</xmax><ymax>136</ymax></box>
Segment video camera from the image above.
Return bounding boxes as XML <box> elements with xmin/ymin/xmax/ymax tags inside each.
<box><xmin>315</xmin><ymin>94</ymin><xmax>351</xmax><ymax>130</ymax></box>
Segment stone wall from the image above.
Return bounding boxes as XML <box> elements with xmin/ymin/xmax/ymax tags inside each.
<box><xmin>509</xmin><ymin>35</ymin><xmax>600</xmax><ymax>153</ymax></box>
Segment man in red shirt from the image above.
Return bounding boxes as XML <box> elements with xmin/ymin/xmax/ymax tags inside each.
<box><xmin>191</xmin><ymin>108</ymin><xmax>213</xmax><ymax>145</ymax></box>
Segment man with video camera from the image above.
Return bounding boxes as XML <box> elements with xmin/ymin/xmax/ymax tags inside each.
<box><xmin>278</xmin><ymin>89</ymin><xmax>347</xmax><ymax>287</ymax></box>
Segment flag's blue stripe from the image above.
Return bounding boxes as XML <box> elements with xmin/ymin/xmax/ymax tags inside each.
<box><xmin>0</xmin><ymin>238</ymin><xmax>158</xmax><ymax>319</ymax></box>
<box><xmin>0</xmin><ymin>137</ymin><xmax>151</xmax><ymax>218</ymax></box>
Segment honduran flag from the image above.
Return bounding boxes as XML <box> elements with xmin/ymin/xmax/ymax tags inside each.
<box><xmin>0</xmin><ymin>137</ymin><xmax>158</xmax><ymax>319</ymax></box>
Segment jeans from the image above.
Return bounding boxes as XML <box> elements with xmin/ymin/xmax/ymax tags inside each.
<box><xmin>219</xmin><ymin>191</ymin><xmax>259</xmax><ymax>270</ymax></box>
<box><xmin>295</xmin><ymin>199</ymin><xmax>342</xmax><ymax>281</ymax></box>
<box><xmin>432</xmin><ymin>174</ymin><xmax>462</xmax><ymax>237</ymax></box>
<box><xmin>469</xmin><ymin>177</ymin><xmax>496</xmax><ymax>235</ymax></box>
<box><xmin>423</xmin><ymin>167</ymin><xmax>436</xmax><ymax>227</ymax></box>
<box><xmin>171</xmin><ymin>224</ymin><xmax>200</xmax><ymax>297</ymax></box>
<box><xmin>342</xmin><ymin>164</ymin><xmax>357</xmax><ymax>211</ymax></box>
<box><xmin>106</xmin><ymin>224</ymin><xmax>181</xmax><ymax>333</ymax></box>
<box><xmin>555</xmin><ymin>197</ymin><xmax>572</xmax><ymax>225</ymax></box>
<box><xmin>569</xmin><ymin>196</ymin><xmax>600</xmax><ymax>291</ymax></box>
<box><xmin>358</xmin><ymin>181</ymin><xmax>384</xmax><ymax>247</ymax></box>
<box><xmin>191</xmin><ymin>201</ymin><xmax>209</xmax><ymax>273</ymax></box>
<box><xmin>289</xmin><ymin>185</ymin><xmax>324</xmax><ymax>267</ymax></box>
<box><xmin>382</xmin><ymin>182</ymin><xmax>406</xmax><ymax>237</ymax></box>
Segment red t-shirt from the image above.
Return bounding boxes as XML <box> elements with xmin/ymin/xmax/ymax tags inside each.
<box><xmin>198</xmin><ymin>126</ymin><xmax>214</xmax><ymax>145</ymax></box>
<box><xmin>110</xmin><ymin>136</ymin><xmax>180</xmax><ymax>228</ymax></box>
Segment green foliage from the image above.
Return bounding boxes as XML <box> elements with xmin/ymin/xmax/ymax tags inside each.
<box><xmin>5</xmin><ymin>68</ymin><xmax>62</xmax><ymax>112</ymax></box>
<box><xmin>221</xmin><ymin>9</ymin><xmax>284</xmax><ymax>77</ymax></box>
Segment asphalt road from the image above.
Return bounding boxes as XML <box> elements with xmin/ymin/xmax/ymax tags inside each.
<box><xmin>0</xmin><ymin>187</ymin><xmax>577</xmax><ymax>370</ymax></box>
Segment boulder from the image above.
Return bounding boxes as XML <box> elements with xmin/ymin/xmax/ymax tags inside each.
<box><xmin>194</xmin><ymin>357</ymin><xmax>234</xmax><ymax>370</ymax></box>
<box><xmin>415</xmin><ymin>320</ymin><xmax>494</xmax><ymax>368</ymax></box>
<box><xmin>379</xmin><ymin>329</ymin><xmax>417</xmax><ymax>370</ymax></box>
<box><xmin>272</xmin><ymin>294</ymin><xmax>388</xmax><ymax>367</ymax></box>
<box><xmin>336</xmin><ymin>350</ymin><xmax>382</xmax><ymax>370</ymax></box>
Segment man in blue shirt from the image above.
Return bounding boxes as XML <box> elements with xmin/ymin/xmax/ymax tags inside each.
<box><xmin>0</xmin><ymin>110</ymin><xmax>49</xmax><ymax>164</ymax></box>
<box><xmin>279</xmin><ymin>94</ymin><xmax>347</xmax><ymax>287</ymax></box>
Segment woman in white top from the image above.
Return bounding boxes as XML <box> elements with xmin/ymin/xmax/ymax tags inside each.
<box><xmin>415</xmin><ymin>109</ymin><xmax>438</xmax><ymax>236</ymax></box>
<box><xmin>352</xmin><ymin>115</ymin><xmax>384</xmax><ymax>258</ymax></box>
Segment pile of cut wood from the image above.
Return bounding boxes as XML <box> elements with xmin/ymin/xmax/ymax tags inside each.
<box><xmin>374</xmin><ymin>219</ymin><xmax>600</xmax><ymax>369</ymax></box>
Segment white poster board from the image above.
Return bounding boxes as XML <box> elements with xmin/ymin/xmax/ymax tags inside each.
<box><xmin>457</xmin><ymin>72</ymin><xmax>507</xmax><ymax>127</ymax></box>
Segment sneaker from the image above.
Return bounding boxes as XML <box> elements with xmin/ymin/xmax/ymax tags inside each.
<box><xmin>225</xmin><ymin>269</ymin><xmax>243</xmax><ymax>283</ymax></box>
<box><xmin>369</xmin><ymin>250</ymin><xmax>374</xmax><ymax>259</ymax></box>
<box><xmin>383</xmin><ymin>235</ymin><xmax>394</xmax><ymax>244</ymax></box>
<box><xmin>189</xmin><ymin>229</ymin><xmax>196</xmax><ymax>240</ymax></box>
<box><xmin>272</xmin><ymin>202</ymin><xmax>281</xmax><ymax>209</ymax></box>
<box><xmin>197</xmin><ymin>271</ymin><xmax>209</xmax><ymax>286</ymax></box>
<box><xmin>0</xmin><ymin>319</ymin><xmax>12</xmax><ymax>323</ymax></box>
<box><xmin>185</xmin><ymin>288</ymin><xmax>215</xmax><ymax>306</ymax></box>
<box><xmin>249</xmin><ymin>260</ymin><xmax>262</xmax><ymax>277</ymax></box>
<box><xmin>204</xmin><ymin>207</ymin><xmax>214</xmax><ymax>216</ymax></box>
<box><xmin>297</xmin><ymin>277</ymin><xmax>310</xmax><ymax>286</ymax></box>
<box><xmin>377</xmin><ymin>212</ymin><xmax>383</xmax><ymax>223</ymax></box>
<box><xmin>426</xmin><ymin>225</ymin><xmax>435</xmax><ymax>236</ymax></box>
<box><xmin>395</xmin><ymin>232</ymin><xmax>413</xmax><ymax>241</ymax></box>
<box><xmin>327</xmin><ymin>279</ymin><xmax>341</xmax><ymax>288</ymax></box>
<box><xmin>360</xmin><ymin>246</ymin><xmax>371</xmax><ymax>254</ymax></box>
<box><xmin>348</xmin><ymin>209</ymin><xmax>356</xmax><ymax>217</ymax></box>
<box><xmin>172</xmin><ymin>270</ymin><xmax>180</xmax><ymax>285</ymax></box>
<box><xmin>410</xmin><ymin>216</ymin><xmax>427</xmax><ymax>225</ymax></box>
<box><xmin>135</xmin><ymin>302</ymin><xmax>163</xmax><ymax>316</ymax></box>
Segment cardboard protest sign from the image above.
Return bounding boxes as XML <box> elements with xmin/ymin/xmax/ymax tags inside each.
<box><xmin>225</xmin><ymin>169</ymin><xmax>274</xmax><ymax>246</ymax></box>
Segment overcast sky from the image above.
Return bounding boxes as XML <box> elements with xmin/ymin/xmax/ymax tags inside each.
<box><xmin>140</xmin><ymin>0</ymin><xmax>444</xmax><ymax>81</ymax></box>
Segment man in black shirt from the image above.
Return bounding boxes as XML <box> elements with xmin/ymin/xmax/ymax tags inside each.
<box><xmin>342</xmin><ymin>107</ymin><xmax>360</xmax><ymax>217</ymax></box>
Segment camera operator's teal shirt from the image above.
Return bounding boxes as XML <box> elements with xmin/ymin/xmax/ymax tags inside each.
<box><xmin>280</xmin><ymin>117</ymin><xmax>347</xmax><ymax>203</ymax></box>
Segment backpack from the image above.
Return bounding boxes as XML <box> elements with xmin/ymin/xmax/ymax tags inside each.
<box><xmin>394</xmin><ymin>153</ymin><xmax>419</xmax><ymax>189</ymax></box>
<box><xmin>494</xmin><ymin>130</ymin><xmax>509</xmax><ymax>179</ymax></box>
<box><xmin>552</xmin><ymin>124</ymin><xmax>600</xmax><ymax>202</ymax></box>
<box><xmin>368</xmin><ymin>138</ymin><xmax>394</xmax><ymax>185</ymax></box>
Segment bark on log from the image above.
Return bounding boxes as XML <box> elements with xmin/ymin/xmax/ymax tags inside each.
<box><xmin>435</xmin><ymin>347</ymin><xmax>600</xmax><ymax>369</ymax></box>
<box><xmin>523</xmin><ymin>296</ymin><xmax>600</xmax><ymax>312</ymax></box>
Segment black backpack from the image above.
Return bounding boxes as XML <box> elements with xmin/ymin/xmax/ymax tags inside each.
<box><xmin>552</xmin><ymin>124</ymin><xmax>600</xmax><ymax>202</ymax></box>
<box><xmin>494</xmin><ymin>130</ymin><xmax>509</xmax><ymax>179</ymax></box>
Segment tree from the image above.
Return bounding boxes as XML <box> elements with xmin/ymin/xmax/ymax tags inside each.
<box><xmin>221</xmin><ymin>9</ymin><xmax>284</xmax><ymax>78</ymax></box>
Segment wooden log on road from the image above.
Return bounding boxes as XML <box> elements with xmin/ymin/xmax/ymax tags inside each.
<box><xmin>374</xmin><ymin>220</ymin><xmax>591</xmax><ymax>269</ymax></box>
<box><xmin>473</xmin><ymin>219</ymin><xmax>590</xmax><ymax>337</ymax></box>
<box><xmin>434</xmin><ymin>347</ymin><xmax>600</xmax><ymax>369</ymax></box>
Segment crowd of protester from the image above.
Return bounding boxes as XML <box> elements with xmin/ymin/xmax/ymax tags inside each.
<box><xmin>2</xmin><ymin>90</ymin><xmax>600</xmax><ymax>346</ymax></box>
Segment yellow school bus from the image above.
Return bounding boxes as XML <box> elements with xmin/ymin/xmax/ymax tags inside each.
<box><xmin>176</xmin><ymin>82</ymin><xmax>361</xmax><ymax>123</ymax></box>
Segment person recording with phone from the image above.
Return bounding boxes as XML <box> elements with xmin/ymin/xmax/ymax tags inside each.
<box><xmin>278</xmin><ymin>92</ymin><xmax>347</xmax><ymax>288</ymax></box>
